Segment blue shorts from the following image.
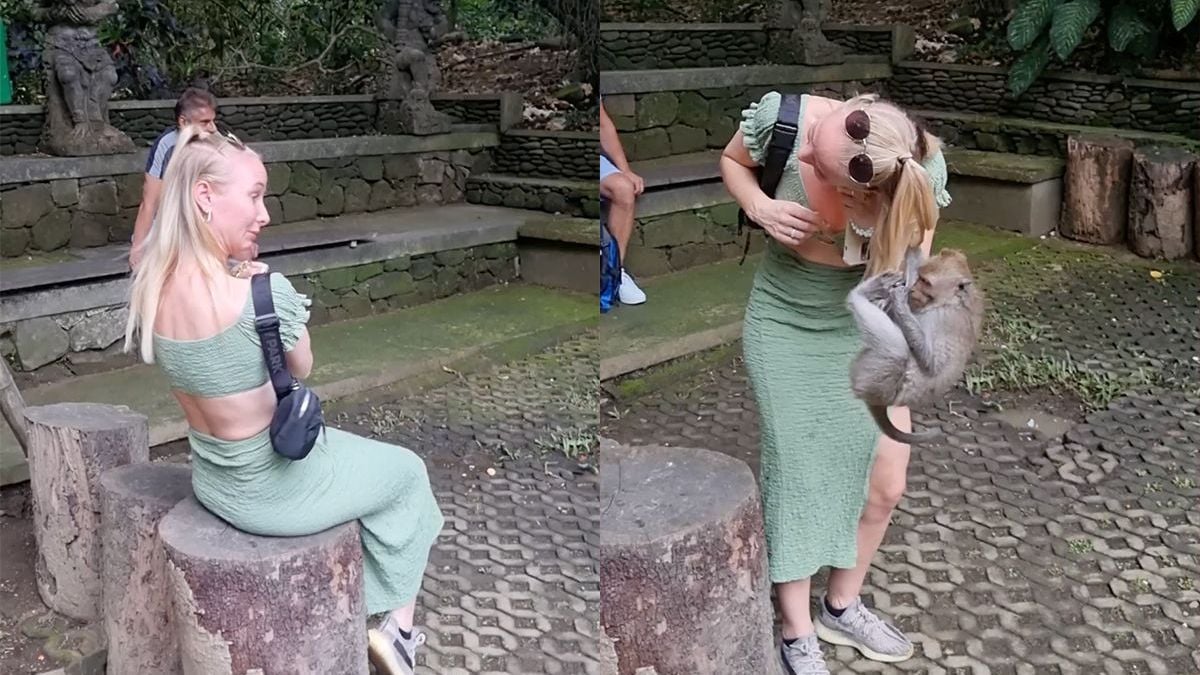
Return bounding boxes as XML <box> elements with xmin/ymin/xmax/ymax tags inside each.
<box><xmin>600</xmin><ymin>154</ymin><xmax>621</xmax><ymax>182</ymax></box>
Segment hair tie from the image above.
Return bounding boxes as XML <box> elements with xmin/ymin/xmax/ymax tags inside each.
<box><xmin>898</xmin><ymin>154</ymin><xmax>913</xmax><ymax>164</ymax></box>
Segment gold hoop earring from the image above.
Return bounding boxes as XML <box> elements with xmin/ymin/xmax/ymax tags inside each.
<box><xmin>203</xmin><ymin>208</ymin><xmax>212</xmax><ymax>223</ymax></box>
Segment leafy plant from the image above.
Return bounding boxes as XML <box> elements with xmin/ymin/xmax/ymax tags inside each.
<box><xmin>1006</xmin><ymin>0</ymin><xmax>1200</xmax><ymax>97</ymax></box>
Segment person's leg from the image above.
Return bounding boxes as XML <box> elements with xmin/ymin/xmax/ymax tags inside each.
<box><xmin>777</xmin><ymin>578</ymin><xmax>813</xmax><ymax>638</ymax></box>
<box><xmin>600</xmin><ymin>170</ymin><xmax>647</xmax><ymax>304</ymax></box>
<box><xmin>815</xmin><ymin>406</ymin><xmax>914</xmax><ymax>663</ymax></box>
<box><xmin>600</xmin><ymin>171</ymin><xmax>637</xmax><ymax>261</ymax></box>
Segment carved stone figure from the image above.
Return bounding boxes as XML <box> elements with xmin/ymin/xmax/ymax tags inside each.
<box><xmin>33</xmin><ymin>0</ymin><xmax>136</xmax><ymax>155</ymax></box>
<box><xmin>375</xmin><ymin>0</ymin><xmax>453</xmax><ymax>135</ymax></box>
<box><xmin>768</xmin><ymin>0</ymin><xmax>846</xmax><ymax>66</ymax></box>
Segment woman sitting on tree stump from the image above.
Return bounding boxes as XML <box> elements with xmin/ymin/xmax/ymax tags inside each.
<box><xmin>122</xmin><ymin>127</ymin><xmax>444</xmax><ymax>675</ymax></box>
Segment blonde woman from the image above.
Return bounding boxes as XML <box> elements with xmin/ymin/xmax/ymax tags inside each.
<box><xmin>124</xmin><ymin>127</ymin><xmax>443</xmax><ymax>675</ymax></box>
<box><xmin>719</xmin><ymin>91</ymin><xmax>952</xmax><ymax>674</ymax></box>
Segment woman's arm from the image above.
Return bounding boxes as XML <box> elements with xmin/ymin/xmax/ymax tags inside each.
<box><xmin>720</xmin><ymin>130</ymin><xmax>826</xmax><ymax>247</ymax></box>
<box><xmin>286</xmin><ymin>330</ymin><xmax>313</xmax><ymax>380</ymax></box>
<box><xmin>599</xmin><ymin>104</ymin><xmax>631</xmax><ymax>172</ymax></box>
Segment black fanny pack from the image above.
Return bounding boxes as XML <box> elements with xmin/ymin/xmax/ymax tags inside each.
<box><xmin>251</xmin><ymin>273</ymin><xmax>324</xmax><ymax>460</ymax></box>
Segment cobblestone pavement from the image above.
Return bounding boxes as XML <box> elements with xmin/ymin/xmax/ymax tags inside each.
<box><xmin>600</xmin><ymin>250</ymin><xmax>1200</xmax><ymax>674</ymax></box>
<box><xmin>339</xmin><ymin>332</ymin><xmax>600</xmax><ymax>674</ymax></box>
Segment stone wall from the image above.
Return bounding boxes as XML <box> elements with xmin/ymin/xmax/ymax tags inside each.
<box><xmin>490</xmin><ymin>131</ymin><xmax>597</xmax><ymax>180</ymax></box>
<box><xmin>824</xmin><ymin>26</ymin><xmax>893</xmax><ymax>56</ymax></box>
<box><xmin>467</xmin><ymin>176</ymin><xmax>600</xmax><ymax>218</ymax></box>
<box><xmin>0</xmin><ymin>242</ymin><xmax>518</xmax><ymax>374</ymax></box>
<box><xmin>599</xmin><ymin>25</ymin><xmax>766</xmax><ymax>70</ymax></box>
<box><xmin>623</xmin><ymin>202</ymin><xmax>766</xmax><ymax>277</ymax></box>
<box><xmin>0</xmin><ymin>96</ymin><xmax>504</xmax><ymax>155</ymax></box>
<box><xmin>890</xmin><ymin>63</ymin><xmax>1200</xmax><ymax>139</ymax></box>
<box><xmin>0</xmin><ymin>149</ymin><xmax>485</xmax><ymax>257</ymax></box>
<box><xmin>597</xmin><ymin>23</ymin><xmax>899</xmax><ymax>70</ymax></box>
<box><xmin>921</xmin><ymin>113</ymin><xmax>1200</xmax><ymax>157</ymax></box>
<box><xmin>604</xmin><ymin>79</ymin><xmax>887</xmax><ymax>161</ymax></box>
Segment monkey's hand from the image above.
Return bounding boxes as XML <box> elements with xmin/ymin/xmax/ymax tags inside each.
<box><xmin>859</xmin><ymin>272</ymin><xmax>904</xmax><ymax>304</ymax></box>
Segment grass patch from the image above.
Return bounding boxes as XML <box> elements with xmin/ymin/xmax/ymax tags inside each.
<box><xmin>1067</xmin><ymin>538</ymin><xmax>1094</xmax><ymax>555</ymax></box>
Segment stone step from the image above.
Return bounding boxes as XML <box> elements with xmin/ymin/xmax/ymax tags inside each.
<box><xmin>601</xmin><ymin>256</ymin><xmax>759</xmax><ymax>379</ymax></box>
<box><xmin>1</xmin><ymin>204</ymin><xmax>554</xmax><ymax>378</ymax></box>
<box><xmin>492</xmin><ymin>130</ymin><xmax>596</xmax><ymax>181</ymax></box>
<box><xmin>466</xmin><ymin>173</ymin><xmax>600</xmax><ymax>218</ymax></box>
<box><xmin>631</xmin><ymin>150</ymin><xmax>723</xmax><ymax>189</ymax></box>
<box><xmin>2</xmin><ymin>203</ymin><xmax>538</xmax><ymax>297</ymax></box>
<box><xmin>941</xmin><ymin>150</ymin><xmax>1064</xmax><ymax>237</ymax></box>
<box><xmin>517</xmin><ymin>217</ymin><xmax>598</xmax><ymax>294</ymax></box>
<box><xmin>916</xmin><ymin>108</ymin><xmax>1200</xmax><ymax>158</ymax></box>
<box><xmin>0</xmin><ymin>281</ymin><xmax>596</xmax><ymax>487</ymax></box>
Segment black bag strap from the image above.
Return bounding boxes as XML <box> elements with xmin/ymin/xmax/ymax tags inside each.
<box><xmin>250</xmin><ymin>273</ymin><xmax>296</xmax><ymax>400</ymax></box>
<box><xmin>738</xmin><ymin>93</ymin><xmax>803</xmax><ymax>265</ymax></box>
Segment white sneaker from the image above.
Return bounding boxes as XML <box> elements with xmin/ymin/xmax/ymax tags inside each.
<box><xmin>618</xmin><ymin>269</ymin><xmax>647</xmax><ymax>305</ymax></box>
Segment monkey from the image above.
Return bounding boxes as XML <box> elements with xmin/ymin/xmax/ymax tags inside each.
<box><xmin>846</xmin><ymin>246</ymin><xmax>985</xmax><ymax>445</ymax></box>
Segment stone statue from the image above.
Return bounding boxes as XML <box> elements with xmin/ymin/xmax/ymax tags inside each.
<box><xmin>33</xmin><ymin>0</ymin><xmax>136</xmax><ymax>156</ymax></box>
<box><xmin>375</xmin><ymin>0</ymin><xmax>453</xmax><ymax>135</ymax></box>
<box><xmin>768</xmin><ymin>0</ymin><xmax>846</xmax><ymax>66</ymax></box>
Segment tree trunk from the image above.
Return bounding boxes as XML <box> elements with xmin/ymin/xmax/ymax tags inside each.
<box><xmin>100</xmin><ymin>463</ymin><xmax>194</xmax><ymax>675</ymax></box>
<box><xmin>1128</xmin><ymin>145</ymin><xmax>1197</xmax><ymax>260</ymax></box>
<box><xmin>1059</xmin><ymin>135</ymin><xmax>1134</xmax><ymax>244</ymax></box>
<box><xmin>158</xmin><ymin>497</ymin><xmax>366</xmax><ymax>675</ymax></box>
<box><xmin>24</xmin><ymin>403</ymin><xmax>149</xmax><ymax>621</ymax></box>
<box><xmin>600</xmin><ymin>444</ymin><xmax>781</xmax><ymax>675</ymax></box>
<box><xmin>0</xmin><ymin>357</ymin><xmax>29</xmax><ymax>456</ymax></box>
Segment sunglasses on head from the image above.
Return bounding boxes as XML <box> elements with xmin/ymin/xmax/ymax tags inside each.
<box><xmin>844</xmin><ymin>105</ymin><xmax>874</xmax><ymax>186</ymax></box>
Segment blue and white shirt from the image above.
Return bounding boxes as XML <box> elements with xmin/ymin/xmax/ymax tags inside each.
<box><xmin>145</xmin><ymin>127</ymin><xmax>179</xmax><ymax>179</ymax></box>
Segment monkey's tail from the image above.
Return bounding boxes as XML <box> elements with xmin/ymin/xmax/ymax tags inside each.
<box><xmin>868</xmin><ymin>404</ymin><xmax>939</xmax><ymax>446</ymax></box>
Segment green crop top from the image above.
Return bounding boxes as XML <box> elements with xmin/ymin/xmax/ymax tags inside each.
<box><xmin>152</xmin><ymin>273</ymin><xmax>311</xmax><ymax>398</ymax></box>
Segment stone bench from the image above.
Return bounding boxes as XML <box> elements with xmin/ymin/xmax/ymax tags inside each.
<box><xmin>600</xmin><ymin>443</ymin><xmax>780</xmax><ymax>675</ymax></box>
<box><xmin>942</xmin><ymin>148</ymin><xmax>1066</xmax><ymax>236</ymax></box>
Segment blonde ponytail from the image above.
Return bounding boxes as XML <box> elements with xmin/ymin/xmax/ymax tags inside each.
<box><xmin>869</xmin><ymin>158</ymin><xmax>938</xmax><ymax>275</ymax></box>
<box><xmin>124</xmin><ymin>125</ymin><xmax>254</xmax><ymax>362</ymax></box>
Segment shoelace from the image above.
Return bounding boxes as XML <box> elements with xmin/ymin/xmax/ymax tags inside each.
<box><xmin>784</xmin><ymin>640</ymin><xmax>827</xmax><ymax>674</ymax></box>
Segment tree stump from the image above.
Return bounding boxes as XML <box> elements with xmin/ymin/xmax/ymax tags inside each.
<box><xmin>1060</xmin><ymin>135</ymin><xmax>1135</xmax><ymax>244</ymax></box>
<box><xmin>24</xmin><ymin>403</ymin><xmax>149</xmax><ymax>621</ymax></box>
<box><xmin>600</xmin><ymin>444</ymin><xmax>780</xmax><ymax>675</ymax></box>
<box><xmin>1193</xmin><ymin>166</ymin><xmax>1199</xmax><ymax>260</ymax></box>
<box><xmin>1128</xmin><ymin>145</ymin><xmax>1197</xmax><ymax>259</ymax></box>
<box><xmin>100</xmin><ymin>463</ymin><xmax>194</xmax><ymax>675</ymax></box>
<box><xmin>158</xmin><ymin>497</ymin><xmax>366</xmax><ymax>675</ymax></box>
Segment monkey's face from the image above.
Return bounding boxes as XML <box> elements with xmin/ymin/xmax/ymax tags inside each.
<box><xmin>911</xmin><ymin>249</ymin><xmax>975</xmax><ymax>310</ymax></box>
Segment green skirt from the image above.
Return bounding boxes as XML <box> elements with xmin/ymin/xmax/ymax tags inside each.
<box><xmin>188</xmin><ymin>426</ymin><xmax>444</xmax><ymax>615</ymax></box>
<box><xmin>742</xmin><ymin>243</ymin><xmax>880</xmax><ymax>583</ymax></box>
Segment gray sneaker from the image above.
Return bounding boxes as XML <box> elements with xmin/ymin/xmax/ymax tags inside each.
<box><xmin>780</xmin><ymin>633</ymin><xmax>831</xmax><ymax>675</ymax></box>
<box><xmin>815</xmin><ymin>595</ymin><xmax>914</xmax><ymax>663</ymax></box>
<box><xmin>368</xmin><ymin>626</ymin><xmax>426</xmax><ymax>675</ymax></box>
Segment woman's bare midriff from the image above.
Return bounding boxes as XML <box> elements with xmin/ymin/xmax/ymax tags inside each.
<box><xmin>173</xmin><ymin>385</ymin><xmax>277</xmax><ymax>441</ymax></box>
<box><xmin>157</xmin><ymin>272</ymin><xmax>277</xmax><ymax>441</ymax></box>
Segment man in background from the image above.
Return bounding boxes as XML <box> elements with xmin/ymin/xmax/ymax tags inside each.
<box><xmin>129</xmin><ymin>87</ymin><xmax>219</xmax><ymax>268</ymax></box>
<box><xmin>600</xmin><ymin>97</ymin><xmax>647</xmax><ymax>305</ymax></box>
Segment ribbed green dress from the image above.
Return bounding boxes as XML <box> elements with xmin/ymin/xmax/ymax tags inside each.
<box><xmin>738</xmin><ymin>92</ymin><xmax>952</xmax><ymax>584</ymax></box>
<box><xmin>153</xmin><ymin>273</ymin><xmax>445</xmax><ymax>614</ymax></box>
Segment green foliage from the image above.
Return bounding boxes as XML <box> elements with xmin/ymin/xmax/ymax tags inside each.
<box><xmin>1008</xmin><ymin>0</ymin><xmax>1060</xmax><ymax>51</ymax></box>
<box><xmin>1049</xmin><ymin>0</ymin><xmax>1102</xmax><ymax>59</ymax></box>
<box><xmin>1172</xmin><ymin>0</ymin><xmax>1200</xmax><ymax>29</ymax></box>
<box><xmin>454</xmin><ymin>0</ymin><xmax>554</xmax><ymax>40</ymax></box>
<box><xmin>1007</xmin><ymin>0</ymin><xmax>1200</xmax><ymax>97</ymax></box>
